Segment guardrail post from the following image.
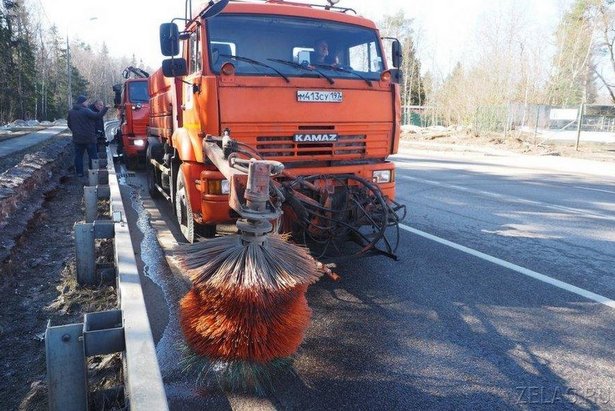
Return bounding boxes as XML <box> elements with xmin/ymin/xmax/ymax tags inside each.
<box><xmin>46</xmin><ymin>323</ymin><xmax>88</xmax><ymax>411</ymax></box>
<box><xmin>46</xmin><ymin>310</ymin><xmax>126</xmax><ymax>411</ymax></box>
<box><xmin>75</xmin><ymin>223</ymin><xmax>95</xmax><ymax>285</ymax></box>
<box><xmin>84</xmin><ymin>186</ymin><xmax>112</xmax><ymax>223</ymax></box>
<box><xmin>84</xmin><ymin>186</ymin><xmax>97</xmax><ymax>223</ymax></box>
<box><xmin>88</xmin><ymin>168</ymin><xmax>98</xmax><ymax>187</ymax></box>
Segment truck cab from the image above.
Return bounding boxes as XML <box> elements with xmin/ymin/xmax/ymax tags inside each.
<box><xmin>148</xmin><ymin>0</ymin><xmax>404</xmax><ymax>251</ymax></box>
<box><xmin>113</xmin><ymin>71</ymin><xmax>151</xmax><ymax>169</ymax></box>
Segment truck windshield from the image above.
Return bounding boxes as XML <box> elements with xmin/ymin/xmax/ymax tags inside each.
<box><xmin>128</xmin><ymin>81</ymin><xmax>149</xmax><ymax>103</ymax></box>
<box><xmin>207</xmin><ymin>14</ymin><xmax>384</xmax><ymax>81</ymax></box>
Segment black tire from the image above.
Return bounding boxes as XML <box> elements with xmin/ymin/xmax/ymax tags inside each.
<box><xmin>196</xmin><ymin>223</ymin><xmax>216</xmax><ymax>238</ymax></box>
<box><xmin>125</xmin><ymin>156</ymin><xmax>137</xmax><ymax>170</ymax></box>
<box><xmin>146</xmin><ymin>143</ymin><xmax>163</xmax><ymax>198</ymax></box>
<box><xmin>175</xmin><ymin>167</ymin><xmax>195</xmax><ymax>243</ymax></box>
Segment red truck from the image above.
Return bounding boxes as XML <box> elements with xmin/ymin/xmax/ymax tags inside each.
<box><xmin>146</xmin><ymin>0</ymin><xmax>405</xmax><ymax>258</ymax></box>
<box><xmin>112</xmin><ymin>67</ymin><xmax>151</xmax><ymax>169</ymax></box>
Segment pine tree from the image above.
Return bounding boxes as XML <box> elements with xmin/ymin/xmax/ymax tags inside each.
<box><xmin>0</xmin><ymin>4</ymin><xmax>13</xmax><ymax>123</ymax></box>
<box><xmin>0</xmin><ymin>0</ymin><xmax>38</xmax><ymax>121</ymax></box>
<box><xmin>12</xmin><ymin>0</ymin><xmax>37</xmax><ymax>119</ymax></box>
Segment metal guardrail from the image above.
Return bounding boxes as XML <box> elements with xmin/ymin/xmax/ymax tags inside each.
<box><xmin>46</xmin><ymin>148</ymin><xmax>168</xmax><ymax>410</ymax></box>
<box><xmin>104</xmin><ymin>120</ymin><xmax>120</xmax><ymax>143</ymax></box>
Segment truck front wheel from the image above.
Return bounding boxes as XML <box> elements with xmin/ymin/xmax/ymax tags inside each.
<box><xmin>175</xmin><ymin>167</ymin><xmax>195</xmax><ymax>243</ymax></box>
<box><xmin>146</xmin><ymin>143</ymin><xmax>163</xmax><ymax>198</ymax></box>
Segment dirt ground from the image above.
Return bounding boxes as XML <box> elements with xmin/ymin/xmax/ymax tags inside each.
<box><xmin>401</xmin><ymin>128</ymin><xmax>615</xmax><ymax>163</ymax></box>
<box><xmin>0</xmin><ymin>134</ymin><xmax>70</xmax><ymax>174</ymax></box>
<box><xmin>0</xmin><ymin>160</ymin><xmax>120</xmax><ymax>409</ymax></box>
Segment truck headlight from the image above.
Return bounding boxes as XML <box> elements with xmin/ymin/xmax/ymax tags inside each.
<box><xmin>207</xmin><ymin>179</ymin><xmax>230</xmax><ymax>194</ymax></box>
<box><xmin>221</xmin><ymin>179</ymin><xmax>230</xmax><ymax>194</ymax></box>
<box><xmin>134</xmin><ymin>139</ymin><xmax>145</xmax><ymax>147</ymax></box>
<box><xmin>372</xmin><ymin>170</ymin><xmax>391</xmax><ymax>183</ymax></box>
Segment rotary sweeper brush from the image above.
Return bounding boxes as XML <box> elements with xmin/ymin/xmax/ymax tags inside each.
<box><xmin>175</xmin><ymin>131</ymin><xmax>323</xmax><ymax>389</ymax></box>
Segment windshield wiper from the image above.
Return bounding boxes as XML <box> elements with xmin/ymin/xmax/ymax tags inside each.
<box><xmin>314</xmin><ymin>64</ymin><xmax>373</xmax><ymax>87</ymax></box>
<box><xmin>267</xmin><ymin>58</ymin><xmax>335</xmax><ymax>85</ymax></box>
<box><xmin>220</xmin><ymin>54</ymin><xmax>290</xmax><ymax>83</ymax></box>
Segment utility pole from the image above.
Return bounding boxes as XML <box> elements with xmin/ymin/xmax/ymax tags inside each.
<box><xmin>575</xmin><ymin>103</ymin><xmax>584</xmax><ymax>151</ymax></box>
<box><xmin>67</xmin><ymin>34</ymin><xmax>71</xmax><ymax>110</ymax></box>
<box><xmin>66</xmin><ymin>17</ymin><xmax>97</xmax><ymax>110</ymax></box>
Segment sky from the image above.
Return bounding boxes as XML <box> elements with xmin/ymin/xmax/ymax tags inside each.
<box><xmin>36</xmin><ymin>0</ymin><xmax>570</xmax><ymax>76</ymax></box>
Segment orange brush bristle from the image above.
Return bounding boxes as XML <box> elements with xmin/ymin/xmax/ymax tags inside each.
<box><xmin>175</xmin><ymin>234</ymin><xmax>321</xmax><ymax>363</ymax></box>
<box><xmin>179</xmin><ymin>285</ymin><xmax>310</xmax><ymax>362</ymax></box>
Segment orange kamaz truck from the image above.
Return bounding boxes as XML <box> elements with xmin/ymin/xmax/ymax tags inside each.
<box><xmin>147</xmin><ymin>0</ymin><xmax>405</xmax><ymax>259</ymax></box>
<box><xmin>112</xmin><ymin>67</ymin><xmax>151</xmax><ymax>169</ymax></box>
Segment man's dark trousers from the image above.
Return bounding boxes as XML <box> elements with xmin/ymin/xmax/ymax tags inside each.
<box><xmin>74</xmin><ymin>142</ymin><xmax>98</xmax><ymax>177</ymax></box>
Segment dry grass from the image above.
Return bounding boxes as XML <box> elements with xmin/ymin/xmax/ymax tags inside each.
<box><xmin>47</xmin><ymin>259</ymin><xmax>117</xmax><ymax>315</ymax></box>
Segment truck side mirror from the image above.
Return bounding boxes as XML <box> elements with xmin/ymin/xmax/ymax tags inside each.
<box><xmin>162</xmin><ymin>58</ymin><xmax>188</xmax><ymax>78</ymax></box>
<box><xmin>160</xmin><ymin>23</ymin><xmax>180</xmax><ymax>56</ymax></box>
<box><xmin>202</xmin><ymin>0</ymin><xmax>230</xmax><ymax>18</ymax></box>
<box><xmin>392</xmin><ymin>39</ymin><xmax>402</xmax><ymax>68</ymax></box>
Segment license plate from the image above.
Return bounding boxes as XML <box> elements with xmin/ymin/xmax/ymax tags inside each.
<box><xmin>297</xmin><ymin>90</ymin><xmax>343</xmax><ymax>102</ymax></box>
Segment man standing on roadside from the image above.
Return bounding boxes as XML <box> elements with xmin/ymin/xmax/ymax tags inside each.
<box><xmin>67</xmin><ymin>95</ymin><xmax>108</xmax><ymax>177</ymax></box>
<box><xmin>89</xmin><ymin>99</ymin><xmax>106</xmax><ymax>152</ymax></box>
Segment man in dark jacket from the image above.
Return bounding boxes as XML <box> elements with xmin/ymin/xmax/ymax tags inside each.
<box><xmin>89</xmin><ymin>99</ymin><xmax>107</xmax><ymax>152</ymax></box>
<box><xmin>89</xmin><ymin>100</ymin><xmax>105</xmax><ymax>138</ymax></box>
<box><xmin>67</xmin><ymin>95</ymin><xmax>108</xmax><ymax>177</ymax></box>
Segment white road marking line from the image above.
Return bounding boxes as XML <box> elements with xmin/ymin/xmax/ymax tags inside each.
<box><xmin>397</xmin><ymin>174</ymin><xmax>615</xmax><ymax>222</ymax></box>
<box><xmin>574</xmin><ymin>186</ymin><xmax>615</xmax><ymax>195</ymax></box>
<box><xmin>399</xmin><ymin>224</ymin><xmax>615</xmax><ymax>309</ymax></box>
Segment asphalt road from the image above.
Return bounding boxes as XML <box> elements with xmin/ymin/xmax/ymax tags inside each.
<box><xmin>119</xmin><ymin>147</ymin><xmax>615</xmax><ymax>410</ymax></box>
<box><xmin>0</xmin><ymin>126</ymin><xmax>66</xmax><ymax>157</ymax></box>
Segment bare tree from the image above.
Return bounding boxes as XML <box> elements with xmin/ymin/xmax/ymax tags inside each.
<box><xmin>591</xmin><ymin>0</ymin><xmax>615</xmax><ymax>103</ymax></box>
<box><xmin>547</xmin><ymin>0</ymin><xmax>597</xmax><ymax>106</ymax></box>
<box><xmin>379</xmin><ymin>11</ymin><xmax>425</xmax><ymax>107</ymax></box>
<box><xmin>430</xmin><ymin>2</ymin><xmax>549</xmax><ymax>133</ymax></box>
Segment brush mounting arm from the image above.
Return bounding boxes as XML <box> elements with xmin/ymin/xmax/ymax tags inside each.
<box><xmin>203</xmin><ymin>134</ymin><xmax>283</xmax><ymax>221</ymax></box>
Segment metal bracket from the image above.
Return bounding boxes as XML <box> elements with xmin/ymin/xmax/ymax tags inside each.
<box><xmin>88</xmin><ymin>169</ymin><xmax>109</xmax><ymax>187</ymax></box>
<box><xmin>91</xmin><ymin>158</ymin><xmax>108</xmax><ymax>170</ymax></box>
<box><xmin>83</xmin><ymin>310</ymin><xmax>125</xmax><ymax>356</ymax></box>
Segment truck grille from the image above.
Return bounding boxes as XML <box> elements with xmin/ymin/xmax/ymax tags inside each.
<box><xmin>256</xmin><ymin>135</ymin><xmax>366</xmax><ymax>158</ymax></box>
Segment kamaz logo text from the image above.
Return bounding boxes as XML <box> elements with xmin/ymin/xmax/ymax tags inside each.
<box><xmin>293</xmin><ymin>133</ymin><xmax>339</xmax><ymax>142</ymax></box>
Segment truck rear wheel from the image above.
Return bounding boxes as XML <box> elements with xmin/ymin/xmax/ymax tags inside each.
<box><xmin>175</xmin><ymin>167</ymin><xmax>195</xmax><ymax>243</ymax></box>
<box><xmin>125</xmin><ymin>156</ymin><xmax>136</xmax><ymax>170</ymax></box>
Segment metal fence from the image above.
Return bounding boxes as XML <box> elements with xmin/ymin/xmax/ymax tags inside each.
<box><xmin>402</xmin><ymin>103</ymin><xmax>615</xmax><ymax>134</ymax></box>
